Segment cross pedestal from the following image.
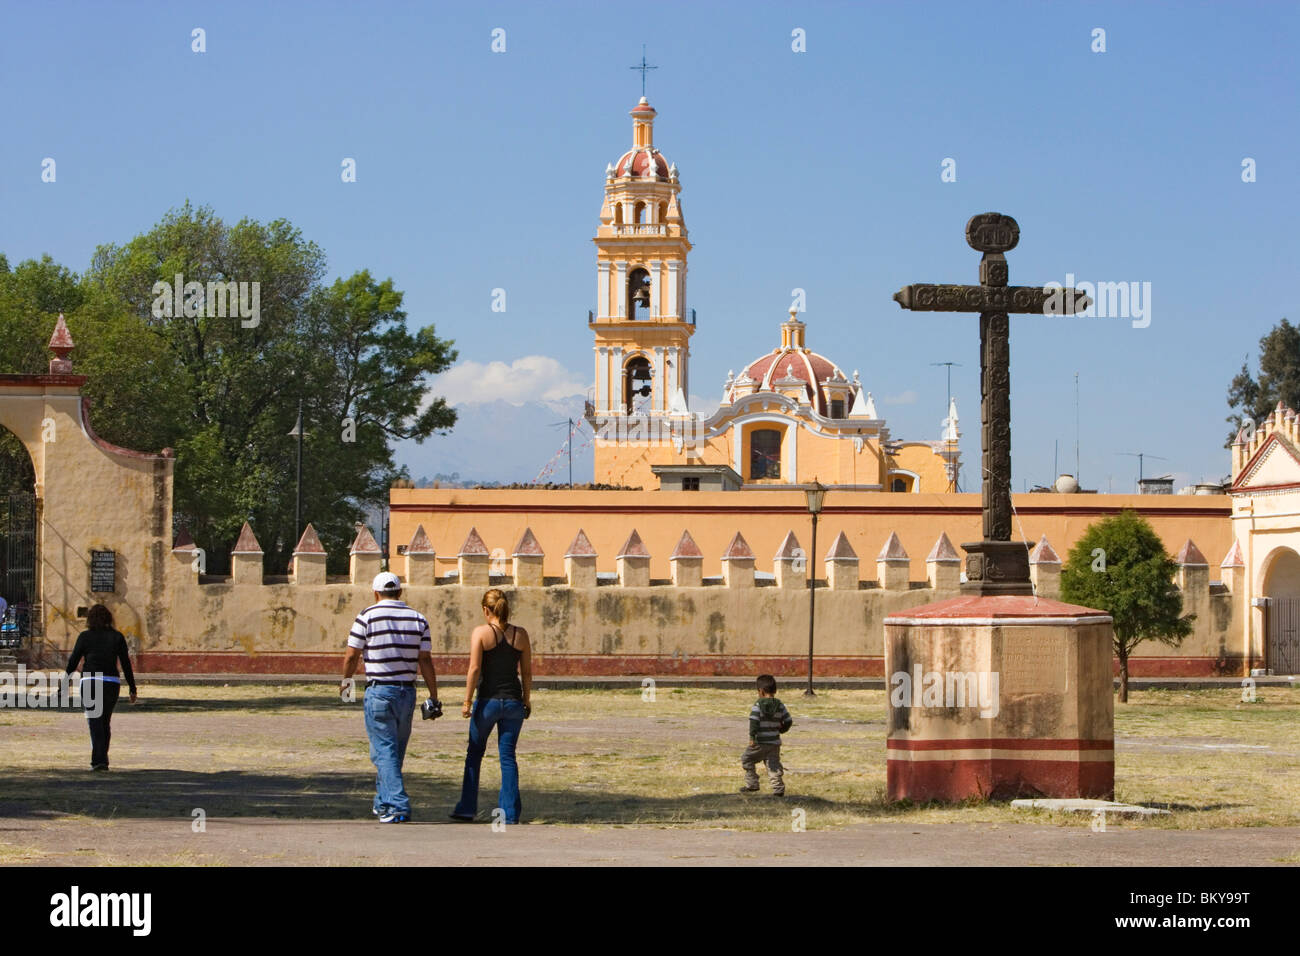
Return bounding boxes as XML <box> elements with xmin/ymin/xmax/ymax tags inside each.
<box><xmin>882</xmin><ymin>214</ymin><xmax>1114</xmax><ymax>802</ymax></box>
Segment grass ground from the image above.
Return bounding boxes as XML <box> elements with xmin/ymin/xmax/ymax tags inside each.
<box><xmin>0</xmin><ymin>684</ymin><xmax>1296</xmax><ymax>838</ymax></box>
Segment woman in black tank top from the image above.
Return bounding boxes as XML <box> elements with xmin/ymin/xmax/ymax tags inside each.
<box><xmin>451</xmin><ymin>588</ymin><xmax>532</xmax><ymax>823</ymax></box>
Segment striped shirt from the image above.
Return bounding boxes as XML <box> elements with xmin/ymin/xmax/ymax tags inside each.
<box><xmin>347</xmin><ymin>599</ymin><xmax>432</xmax><ymax>682</ymax></box>
<box><xmin>749</xmin><ymin>697</ymin><xmax>792</xmax><ymax>745</ymax></box>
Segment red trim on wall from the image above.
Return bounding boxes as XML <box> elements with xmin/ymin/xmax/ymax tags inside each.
<box><xmin>390</xmin><ymin>501</ymin><xmax>1229</xmax><ymax>518</ymax></box>
<box><xmin>132</xmin><ymin>652</ymin><xmax>889</xmax><ymax>676</ymax></box>
<box><xmin>887</xmin><ymin>756</ymin><xmax>1115</xmax><ymax>801</ymax></box>
<box><xmin>0</xmin><ymin>374</ymin><xmax>88</xmax><ymax>386</ymax></box>
<box><xmin>887</xmin><ymin>737</ymin><xmax>1113</xmax><ymax>752</ymax></box>
<box><xmin>1118</xmin><ymin>657</ymin><xmax>1244</xmax><ymax>677</ymax></box>
<box><xmin>128</xmin><ymin>652</ymin><xmax>1241</xmax><ymax>677</ymax></box>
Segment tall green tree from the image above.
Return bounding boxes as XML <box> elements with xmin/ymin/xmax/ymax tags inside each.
<box><xmin>1060</xmin><ymin>510</ymin><xmax>1194</xmax><ymax>702</ymax></box>
<box><xmin>2</xmin><ymin>203</ymin><xmax>457</xmax><ymax>573</ymax></box>
<box><xmin>1226</xmin><ymin>317</ymin><xmax>1300</xmax><ymax>444</ymax></box>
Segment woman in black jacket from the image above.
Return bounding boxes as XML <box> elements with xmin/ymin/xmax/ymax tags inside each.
<box><xmin>64</xmin><ymin>604</ymin><xmax>137</xmax><ymax>770</ymax></box>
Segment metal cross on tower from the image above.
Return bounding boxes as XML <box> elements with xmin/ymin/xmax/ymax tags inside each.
<box><xmin>893</xmin><ymin>213</ymin><xmax>1091</xmax><ymax>595</ymax></box>
<box><xmin>630</xmin><ymin>44</ymin><xmax>658</xmax><ymax>97</ymax></box>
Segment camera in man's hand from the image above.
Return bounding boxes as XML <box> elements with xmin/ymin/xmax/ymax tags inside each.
<box><xmin>421</xmin><ymin>698</ymin><xmax>444</xmax><ymax>721</ymax></box>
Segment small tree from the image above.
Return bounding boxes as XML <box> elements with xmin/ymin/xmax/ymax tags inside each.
<box><xmin>1060</xmin><ymin>511</ymin><xmax>1194</xmax><ymax>702</ymax></box>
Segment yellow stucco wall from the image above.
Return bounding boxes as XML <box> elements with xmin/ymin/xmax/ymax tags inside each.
<box><xmin>390</xmin><ymin>487</ymin><xmax>1233</xmax><ymax>583</ymax></box>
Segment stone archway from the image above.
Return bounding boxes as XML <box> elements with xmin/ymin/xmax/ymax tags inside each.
<box><xmin>1262</xmin><ymin>547</ymin><xmax>1300</xmax><ymax>599</ymax></box>
<box><xmin>0</xmin><ymin>424</ymin><xmax>38</xmax><ymax>648</ymax></box>
<box><xmin>1261</xmin><ymin>546</ymin><xmax>1300</xmax><ymax>673</ymax></box>
<box><xmin>0</xmin><ymin>316</ymin><xmax>175</xmax><ymax>662</ymax></box>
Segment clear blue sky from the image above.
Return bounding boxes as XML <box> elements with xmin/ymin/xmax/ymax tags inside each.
<box><xmin>3</xmin><ymin>1</ymin><xmax>1297</xmax><ymax>491</ymax></box>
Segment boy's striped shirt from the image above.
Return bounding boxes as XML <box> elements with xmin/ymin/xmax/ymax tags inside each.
<box><xmin>749</xmin><ymin>697</ymin><xmax>792</xmax><ymax>745</ymax></box>
<box><xmin>347</xmin><ymin>599</ymin><xmax>432</xmax><ymax>682</ymax></box>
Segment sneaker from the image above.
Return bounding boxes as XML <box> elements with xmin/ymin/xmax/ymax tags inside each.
<box><xmin>738</xmin><ymin>785</ymin><xmax>759</xmax><ymax>793</ymax></box>
<box><xmin>91</xmin><ymin>764</ymin><xmax>108</xmax><ymax>772</ymax></box>
<box><xmin>378</xmin><ymin>810</ymin><xmax>409</xmax><ymax>823</ymax></box>
<box><xmin>448</xmin><ymin>812</ymin><xmax>475</xmax><ymax>822</ymax></box>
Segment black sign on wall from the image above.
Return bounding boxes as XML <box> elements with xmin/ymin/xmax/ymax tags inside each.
<box><xmin>90</xmin><ymin>550</ymin><xmax>116</xmax><ymax>593</ymax></box>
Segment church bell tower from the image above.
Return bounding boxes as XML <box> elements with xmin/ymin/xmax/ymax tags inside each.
<box><xmin>589</xmin><ymin>97</ymin><xmax>693</xmax><ymax>420</ymax></box>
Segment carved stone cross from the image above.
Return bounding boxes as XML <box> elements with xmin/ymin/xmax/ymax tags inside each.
<box><xmin>893</xmin><ymin>213</ymin><xmax>1090</xmax><ymax>595</ymax></box>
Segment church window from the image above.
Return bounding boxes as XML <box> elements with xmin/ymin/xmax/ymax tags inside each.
<box><xmin>627</xmin><ymin>267</ymin><xmax>651</xmax><ymax>319</ymax></box>
<box><xmin>830</xmin><ymin>399</ymin><xmax>845</xmax><ymax>419</ymax></box>
<box><xmin>681</xmin><ymin>476</ymin><xmax>700</xmax><ymax>491</ymax></box>
<box><xmin>892</xmin><ymin>478</ymin><xmax>907</xmax><ymax>492</ymax></box>
<box><xmin>614</xmin><ymin>204</ymin><xmax>623</xmax><ymax>225</ymax></box>
<box><xmin>750</xmin><ymin>429</ymin><xmax>782</xmax><ymax>480</ymax></box>
<box><xmin>635</xmin><ymin>201</ymin><xmax>648</xmax><ymax>223</ymax></box>
<box><xmin>658</xmin><ymin>201</ymin><xmax>667</xmax><ymax>223</ymax></box>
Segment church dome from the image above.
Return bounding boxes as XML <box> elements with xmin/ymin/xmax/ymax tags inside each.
<box><xmin>730</xmin><ymin>310</ymin><xmax>849</xmax><ymax>416</ymax></box>
<box><xmin>614</xmin><ymin>147</ymin><xmax>670</xmax><ymax>178</ymax></box>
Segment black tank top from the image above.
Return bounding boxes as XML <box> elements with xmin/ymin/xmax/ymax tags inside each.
<box><xmin>479</xmin><ymin>624</ymin><xmax>523</xmax><ymax>700</ymax></box>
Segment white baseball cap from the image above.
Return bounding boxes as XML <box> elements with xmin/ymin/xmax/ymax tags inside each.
<box><xmin>372</xmin><ymin>571</ymin><xmax>402</xmax><ymax>593</ymax></box>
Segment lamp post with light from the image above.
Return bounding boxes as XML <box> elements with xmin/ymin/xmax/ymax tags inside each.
<box><xmin>803</xmin><ymin>478</ymin><xmax>826</xmax><ymax>698</ymax></box>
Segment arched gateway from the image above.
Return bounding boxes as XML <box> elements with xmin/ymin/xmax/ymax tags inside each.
<box><xmin>0</xmin><ymin>316</ymin><xmax>174</xmax><ymax>662</ymax></box>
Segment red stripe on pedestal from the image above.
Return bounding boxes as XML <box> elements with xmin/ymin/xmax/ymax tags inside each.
<box><xmin>887</xmin><ymin>755</ymin><xmax>1115</xmax><ymax>802</ymax></box>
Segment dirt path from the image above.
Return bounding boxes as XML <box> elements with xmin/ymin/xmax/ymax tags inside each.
<box><xmin>4</xmin><ymin>816</ymin><xmax>1298</xmax><ymax>866</ymax></box>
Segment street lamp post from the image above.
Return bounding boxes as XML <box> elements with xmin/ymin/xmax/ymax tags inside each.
<box><xmin>803</xmin><ymin>478</ymin><xmax>826</xmax><ymax>698</ymax></box>
<box><xmin>288</xmin><ymin>399</ymin><xmax>304</xmax><ymax>544</ymax></box>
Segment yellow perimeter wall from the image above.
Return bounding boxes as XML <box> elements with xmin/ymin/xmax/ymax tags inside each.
<box><xmin>390</xmin><ymin>489</ymin><xmax>1233</xmax><ymax>583</ymax></box>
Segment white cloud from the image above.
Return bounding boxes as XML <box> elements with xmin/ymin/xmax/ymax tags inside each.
<box><xmin>882</xmin><ymin>390</ymin><xmax>918</xmax><ymax>405</ymax></box>
<box><xmin>689</xmin><ymin>394</ymin><xmax>720</xmax><ymax>417</ymax></box>
<box><xmin>427</xmin><ymin>355</ymin><xmax>589</xmax><ymax>407</ymax></box>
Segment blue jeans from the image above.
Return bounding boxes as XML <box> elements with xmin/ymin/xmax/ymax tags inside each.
<box><xmin>453</xmin><ymin>697</ymin><xmax>525</xmax><ymax>823</ymax></box>
<box><xmin>364</xmin><ymin>683</ymin><xmax>416</xmax><ymax>816</ymax></box>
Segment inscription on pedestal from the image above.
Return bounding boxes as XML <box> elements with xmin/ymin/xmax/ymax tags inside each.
<box><xmin>1000</xmin><ymin>631</ymin><xmax>1068</xmax><ymax>695</ymax></box>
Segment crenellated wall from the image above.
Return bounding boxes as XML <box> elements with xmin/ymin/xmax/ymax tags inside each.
<box><xmin>103</xmin><ymin>522</ymin><xmax>1245</xmax><ymax>677</ymax></box>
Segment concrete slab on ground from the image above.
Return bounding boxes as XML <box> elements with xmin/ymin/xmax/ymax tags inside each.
<box><xmin>1012</xmin><ymin>798</ymin><xmax>1171</xmax><ymax>816</ymax></box>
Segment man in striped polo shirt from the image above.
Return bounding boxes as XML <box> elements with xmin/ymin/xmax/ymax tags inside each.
<box><xmin>341</xmin><ymin>572</ymin><xmax>439</xmax><ymax>823</ymax></box>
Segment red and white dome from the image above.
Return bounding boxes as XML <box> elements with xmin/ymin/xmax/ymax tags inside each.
<box><xmin>731</xmin><ymin>348</ymin><xmax>848</xmax><ymax>415</ymax></box>
<box><xmin>614</xmin><ymin>148</ymin><xmax>670</xmax><ymax>179</ymax></box>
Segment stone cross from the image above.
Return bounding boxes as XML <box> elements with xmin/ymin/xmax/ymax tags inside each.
<box><xmin>892</xmin><ymin>213</ymin><xmax>1090</xmax><ymax>595</ymax></box>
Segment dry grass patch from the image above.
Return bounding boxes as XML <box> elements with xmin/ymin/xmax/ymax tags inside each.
<box><xmin>0</xmin><ymin>683</ymin><xmax>1294</xmax><ymax>832</ymax></box>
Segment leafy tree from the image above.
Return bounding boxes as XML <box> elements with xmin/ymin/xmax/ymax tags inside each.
<box><xmin>1226</xmin><ymin>318</ymin><xmax>1300</xmax><ymax>444</ymax></box>
<box><xmin>2</xmin><ymin>203</ymin><xmax>457</xmax><ymax>573</ymax></box>
<box><xmin>1060</xmin><ymin>510</ymin><xmax>1194</xmax><ymax>702</ymax></box>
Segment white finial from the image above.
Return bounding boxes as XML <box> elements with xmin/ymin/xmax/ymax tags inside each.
<box><xmin>668</xmin><ymin>162</ymin><xmax>678</xmax><ymax>180</ymax></box>
<box><xmin>605</xmin><ymin>162</ymin><xmax>614</xmax><ymax>178</ymax></box>
<box><xmin>853</xmin><ymin>369</ymin><xmax>861</xmax><ymax>386</ymax></box>
<box><xmin>865</xmin><ymin>391</ymin><xmax>878</xmax><ymax>418</ymax></box>
<box><xmin>942</xmin><ymin>397</ymin><xmax>960</xmax><ymax>441</ymax></box>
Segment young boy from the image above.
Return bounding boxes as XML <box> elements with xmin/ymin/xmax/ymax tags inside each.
<box><xmin>740</xmin><ymin>674</ymin><xmax>793</xmax><ymax>796</ymax></box>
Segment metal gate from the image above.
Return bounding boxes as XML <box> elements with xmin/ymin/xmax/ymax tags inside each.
<box><xmin>1266</xmin><ymin>596</ymin><xmax>1300</xmax><ymax>675</ymax></box>
<box><xmin>2</xmin><ymin>493</ymin><xmax>38</xmax><ymax>642</ymax></box>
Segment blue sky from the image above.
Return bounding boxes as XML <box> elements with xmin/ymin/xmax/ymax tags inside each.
<box><xmin>3</xmin><ymin>1</ymin><xmax>1297</xmax><ymax>489</ymax></box>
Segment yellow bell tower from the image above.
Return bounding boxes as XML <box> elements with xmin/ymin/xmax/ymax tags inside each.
<box><xmin>589</xmin><ymin>97</ymin><xmax>693</xmax><ymax>424</ymax></box>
